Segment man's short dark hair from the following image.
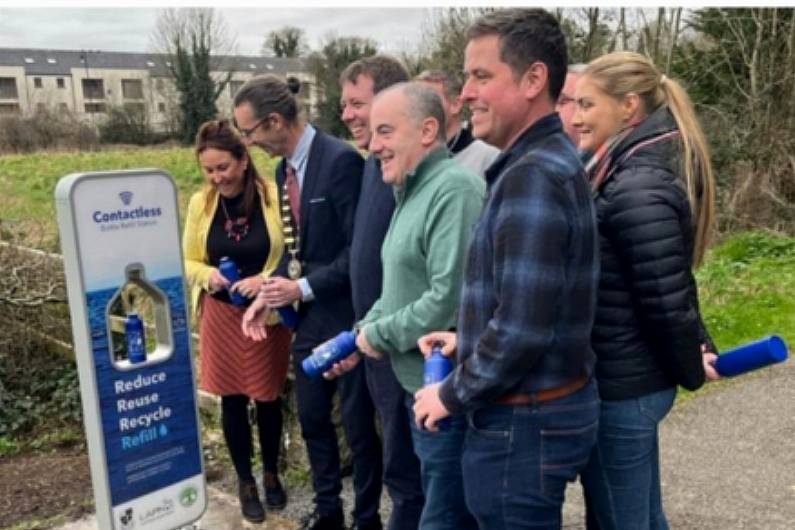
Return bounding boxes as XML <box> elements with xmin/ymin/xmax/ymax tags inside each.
<box><xmin>234</xmin><ymin>74</ymin><xmax>299</xmax><ymax>122</ymax></box>
<box><xmin>339</xmin><ymin>55</ymin><xmax>410</xmax><ymax>94</ymax></box>
<box><xmin>467</xmin><ymin>8</ymin><xmax>568</xmax><ymax>101</ymax></box>
<box><xmin>415</xmin><ymin>70</ymin><xmax>462</xmax><ymax>101</ymax></box>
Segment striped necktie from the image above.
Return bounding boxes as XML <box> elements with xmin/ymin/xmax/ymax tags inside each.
<box><xmin>285</xmin><ymin>163</ymin><xmax>301</xmax><ymax>227</ymax></box>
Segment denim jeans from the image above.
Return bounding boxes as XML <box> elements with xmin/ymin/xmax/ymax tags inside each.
<box><xmin>462</xmin><ymin>379</ymin><xmax>599</xmax><ymax>530</ymax></box>
<box><xmin>366</xmin><ymin>357</ymin><xmax>423</xmax><ymax>530</ymax></box>
<box><xmin>405</xmin><ymin>395</ymin><xmax>478</xmax><ymax>530</ymax></box>
<box><xmin>581</xmin><ymin>386</ymin><xmax>676</xmax><ymax>530</ymax></box>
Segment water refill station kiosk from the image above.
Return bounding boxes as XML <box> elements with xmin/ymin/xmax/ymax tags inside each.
<box><xmin>55</xmin><ymin>170</ymin><xmax>206</xmax><ymax>530</ymax></box>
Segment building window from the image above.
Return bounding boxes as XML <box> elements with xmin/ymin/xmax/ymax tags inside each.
<box><xmin>155</xmin><ymin>78</ymin><xmax>164</xmax><ymax>90</ymax></box>
<box><xmin>230</xmin><ymin>80</ymin><xmax>244</xmax><ymax>97</ymax></box>
<box><xmin>57</xmin><ymin>77</ymin><xmax>65</xmax><ymax>89</ymax></box>
<box><xmin>34</xmin><ymin>77</ymin><xmax>43</xmax><ymax>88</ymax></box>
<box><xmin>157</xmin><ymin>102</ymin><xmax>166</xmax><ymax>113</ymax></box>
<box><xmin>0</xmin><ymin>103</ymin><xmax>20</xmax><ymax>114</ymax></box>
<box><xmin>36</xmin><ymin>102</ymin><xmax>47</xmax><ymax>113</ymax></box>
<box><xmin>85</xmin><ymin>102</ymin><xmax>106</xmax><ymax>113</ymax></box>
<box><xmin>59</xmin><ymin>102</ymin><xmax>69</xmax><ymax>113</ymax></box>
<box><xmin>123</xmin><ymin>102</ymin><xmax>146</xmax><ymax>115</ymax></box>
<box><xmin>82</xmin><ymin>78</ymin><xmax>104</xmax><ymax>99</ymax></box>
<box><xmin>122</xmin><ymin>79</ymin><xmax>144</xmax><ymax>99</ymax></box>
<box><xmin>0</xmin><ymin>77</ymin><xmax>18</xmax><ymax>98</ymax></box>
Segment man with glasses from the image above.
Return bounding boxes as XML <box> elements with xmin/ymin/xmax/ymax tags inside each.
<box><xmin>237</xmin><ymin>74</ymin><xmax>383</xmax><ymax>530</ymax></box>
<box><xmin>556</xmin><ymin>63</ymin><xmax>586</xmax><ymax>146</ymax></box>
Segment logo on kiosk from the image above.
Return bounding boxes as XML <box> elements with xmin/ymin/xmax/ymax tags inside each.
<box><xmin>119</xmin><ymin>507</ymin><xmax>135</xmax><ymax>530</ymax></box>
<box><xmin>119</xmin><ymin>191</ymin><xmax>134</xmax><ymax>206</ymax></box>
<box><xmin>179</xmin><ymin>486</ymin><xmax>199</xmax><ymax>507</ymax></box>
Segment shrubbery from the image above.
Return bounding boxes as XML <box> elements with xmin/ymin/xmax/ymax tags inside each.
<box><xmin>0</xmin><ymin>109</ymin><xmax>99</xmax><ymax>154</ymax></box>
<box><xmin>98</xmin><ymin>105</ymin><xmax>164</xmax><ymax>146</ymax></box>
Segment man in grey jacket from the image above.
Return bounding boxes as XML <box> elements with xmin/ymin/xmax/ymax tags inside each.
<box><xmin>415</xmin><ymin>69</ymin><xmax>499</xmax><ymax>178</ymax></box>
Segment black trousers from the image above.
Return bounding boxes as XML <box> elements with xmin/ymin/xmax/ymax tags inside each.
<box><xmin>221</xmin><ymin>394</ymin><xmax>283</xmax><ymax>482</ymax></box>
<box><xmin>293</xmin><ymin>347</ymin><xmax>383</xmax><ymax>524</ymax></box>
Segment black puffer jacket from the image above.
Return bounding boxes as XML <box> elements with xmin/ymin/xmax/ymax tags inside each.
<box><xmin>591</xmin><ymin>106</ymin><xmax>711</xmax><ymax>401</ymax></box>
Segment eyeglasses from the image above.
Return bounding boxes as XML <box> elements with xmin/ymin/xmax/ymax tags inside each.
<box><xmin>236</xmin><ymin>116</ymin><xmax>269</xmax><ymax>138</ymax></box>
<box><xmin>557</xmin><ymin>95</ymin><xmax>575</xmax><ymax>107</ymax></box>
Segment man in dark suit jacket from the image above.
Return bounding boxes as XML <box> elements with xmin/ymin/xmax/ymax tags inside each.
<box><xmin>236</xmin><ymin>75</ymin><xmax>382</xmax><ymax>530</ymax></box>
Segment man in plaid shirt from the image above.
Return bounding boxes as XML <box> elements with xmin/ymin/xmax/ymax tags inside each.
<box><xmin>414</xmin><ymin>9</ymin><xmax>600</xmax><ymax>529</ymax></box>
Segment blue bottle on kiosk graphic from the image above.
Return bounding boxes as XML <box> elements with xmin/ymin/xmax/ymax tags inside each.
<box><xmin>302</xmin><ymin>330</ymin><xmax>358</xmax><ymax>378</ymax></box>
<box><xmin>218</xmin><ymin>256</ymin><xmax>248</xmax><ymax>306</ymax></box>
<box><xmin>125</xmin><ymin>313</ymin><xmax>147</xmax><ymax>364</ymax></box>
<box><xmin>423</xmin><ymin>341</ymin><xmax>453</xmax><ymax>430</ymax></box>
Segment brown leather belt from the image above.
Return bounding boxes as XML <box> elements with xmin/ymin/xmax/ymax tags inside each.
<box><xmin>495</xmin><ymin>375</ymin><xmax>590</xmax><ymax>406</ymax></box>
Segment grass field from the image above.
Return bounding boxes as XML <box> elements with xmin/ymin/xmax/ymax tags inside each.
<box><xmin>0</xmin><ymin>146</ymin><xmax>279</xmax><ymax>250</ymax></box>
<box><xmin>0</xmin><ymin>146</ymin><xmax>792</xmax><ymax>360</ymax></box>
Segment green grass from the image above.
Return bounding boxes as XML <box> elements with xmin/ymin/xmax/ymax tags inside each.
<box><xmin>0</xmin><ymin>146</ymin><xmax>279</xmax><ymax>250</ymax></box>
<box><xmin>1</xmin><ymin>147</ymin><xmax>793</xmax><ymax>398</ymax></box>
<box><xmin>697</xmin><ymin>231</ymin><xmax>795</xmax><ymax>352</ymax></box>
<box><xmin>674</xmin><ymin>231</ymin><xmax>795</xmax><ymax>402</ymax></box>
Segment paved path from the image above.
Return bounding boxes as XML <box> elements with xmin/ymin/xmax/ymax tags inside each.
<box><xmin>57</xmin><ymin>360</ymin><xmax>794</xmax><ymax>529</ymax></box>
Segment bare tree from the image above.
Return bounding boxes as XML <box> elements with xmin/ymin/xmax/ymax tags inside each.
<box><xmin>150</xmin><ymin>8</ymin><xmax>236</xmax><ymax>143</ymax></box>
<box><xmin>262</xmin><ymin>26</ymin><xmax>308</xmax><ymax>58</ymax></box>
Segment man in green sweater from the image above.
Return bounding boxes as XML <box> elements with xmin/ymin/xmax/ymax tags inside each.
<box><xmin>325</xmin><ymin>82</ymin><xmax>485</xmax><ymax>530</ymax></box>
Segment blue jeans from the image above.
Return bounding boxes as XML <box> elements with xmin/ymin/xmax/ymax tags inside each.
<box><xmin>581</xmin><ymin>387</ymin><xmax>676</xmax><ymax>530</ymax></box>
<box><xmin>366</xmin><ymin>357</ymin><xmax>423</xmax><ymax>530</ymax></box>
<box><xmin>463</xmin><ymin>380</ymin><xmax>599</xmax><ymax>529</ymax></box>
<box><xmin>406</xmin><ymin>395</ymin><xmax>477</xmax><ymax>530</ymax></box>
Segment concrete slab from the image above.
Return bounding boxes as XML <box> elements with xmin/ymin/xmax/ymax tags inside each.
<box><xmin>55</xmin><ymin>485</ymin><xmax>297</xmax><ymax>530</ymax></box>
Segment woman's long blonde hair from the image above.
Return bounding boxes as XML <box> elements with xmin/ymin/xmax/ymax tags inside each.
<box><xmin>585</xmin><ymin>51</ymin><xmax>715</xmax><ymax>267</ymax></box>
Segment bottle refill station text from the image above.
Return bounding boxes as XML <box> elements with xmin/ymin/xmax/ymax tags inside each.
<box><xmin>55</xmin><ymin>170</ymin><xmax>206</xmax><ymax>530</ymax></box>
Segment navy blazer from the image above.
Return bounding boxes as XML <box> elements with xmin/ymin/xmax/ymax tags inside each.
<box><xmin>275</xmin><ymin>127</ymin><xmax>363</xmax><ymax>350</ymax></box>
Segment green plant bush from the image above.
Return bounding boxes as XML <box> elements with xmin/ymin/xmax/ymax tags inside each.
<box><xmin>0</xmin><ymin>110</ymin><xmax>98</xmax><ymax>154</ymax></box>
<box><xmin>98</xmin><ymin>105</ymin><xmax>159</xmax><ymax>145</ymax></box>
<box><xmin>0</xmin><ymin>343</ymin><xmax>82</xmax><ymax>439</ymax></box>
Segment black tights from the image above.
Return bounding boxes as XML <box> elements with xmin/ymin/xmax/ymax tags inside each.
<box><xmin>221</xmin><ymin>394</ymin><xmax>283</xmax><ymax>482</ymax></box>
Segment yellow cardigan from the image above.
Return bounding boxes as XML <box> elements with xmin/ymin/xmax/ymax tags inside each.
<box><xmin>183</xmin><ymin>179</ymin><xmax>283</xmax><ymax>324</ymax></box>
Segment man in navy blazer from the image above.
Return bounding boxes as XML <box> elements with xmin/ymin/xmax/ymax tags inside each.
<box><xmin>236</xmin><ymin>75</ymin><xmax>382</xmax><ymax>530</ymax></box>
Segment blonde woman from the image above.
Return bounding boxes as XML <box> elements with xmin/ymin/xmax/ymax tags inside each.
<box><xmin>183</xmin><ymin>119</ymin><xmax>290</xmax><ymax>523</ymax></box>
<box><xmin>572</xmin><ymin>52</ymin><xmax>719</xmax><ymax>530</ymax></box>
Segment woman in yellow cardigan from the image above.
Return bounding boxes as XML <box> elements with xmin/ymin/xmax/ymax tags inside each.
<box><xmin>183</xmin><ymin>119</ymin><xmax>290</xmax><ymax>523</ymax></box>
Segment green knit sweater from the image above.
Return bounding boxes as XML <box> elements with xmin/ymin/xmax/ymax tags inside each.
<box><xmin>359</xmin><ymin>147</ymin><xmax>486</xmax><ymax>393</ymax></box>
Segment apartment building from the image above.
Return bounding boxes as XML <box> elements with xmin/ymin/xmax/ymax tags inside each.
<box><xmin>0</xmin><ymin>47</ymin><xmax>315</xmax><ymax>131</ymax></box>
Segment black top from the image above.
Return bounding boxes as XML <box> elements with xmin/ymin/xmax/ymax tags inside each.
<box><xmin>591</xmin><ymin>106</ymin><xmax>711</xmax><ymax>400</ymax></box>
<box><xmin>349</xmin><ymin>155</ymin><xmax>396</xmax><ymax>321</ymax></box>
<box><xmin>447</xmin><ymin>124</ymin><xmax>476</xmax><ymax>155</ymax></box>
<box><xmin>207</xmin><ymin>191</ymin><xmax>269</xmax><ymax>305</ymax></box>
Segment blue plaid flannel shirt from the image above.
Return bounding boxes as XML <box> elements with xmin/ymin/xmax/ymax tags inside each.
<box><xmin>439</xmin><ymin>113</ymin><xmax>599</xmax><ymax>414</ymax></box>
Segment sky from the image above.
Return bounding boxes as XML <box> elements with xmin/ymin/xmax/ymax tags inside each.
<box><xmin>0</xmin><ymin>7</ymin><xmax>433</xmax><ymax>57</ymax></box>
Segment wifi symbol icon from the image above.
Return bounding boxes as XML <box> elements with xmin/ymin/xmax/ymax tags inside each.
<box><xmin>119</xmin><ymin>191</ymin><xmax>134</xmax><ymax>206</ymax></box>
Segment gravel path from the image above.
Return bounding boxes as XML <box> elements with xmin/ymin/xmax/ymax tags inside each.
<box><xmin>56</xmin><ymin>359</ymin><xmax>794</xmax><ymax>529</ymax></box>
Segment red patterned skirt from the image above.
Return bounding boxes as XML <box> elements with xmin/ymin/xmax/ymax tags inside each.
<box><xmin>199</xmin><ymin>295</ymin><xmax>291</xmax><ymax>402</ymax></box>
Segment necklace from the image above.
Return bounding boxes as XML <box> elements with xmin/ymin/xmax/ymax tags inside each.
<box><xmin>220</xmin><ymin>197</ymin><xmax>249</xmax><ymax>242</ymax></box>
<box><xmin>280</xmin><ymin>181</ymin><xmax>302</xmax><ymax>279</ymax></box>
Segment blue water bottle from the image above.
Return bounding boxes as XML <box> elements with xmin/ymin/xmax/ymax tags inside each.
<box><xmin>277</xmin><ymin>305</ymin><xmax>300</xmax><ymax>329</ymax></box>
<box><xmin>423</xmin><ymin>341</ymin><xmax>453</xmax><ymax>430</ymax></box>
<box><xmin>125</xmin><ymin>313</ymin><xmax>147</xmax><ymax>364</ymax></box>
<box><xmin>715</xmin><ymin>335</ymin><xmax>788</xmax><ymax>377</ymax></box>
<box><xmin>302</xmin><ymin>330</ymin><xmax>358</xmax><ymax>379</ymax></box>
<box><xmin>218</xmin><ymin>256</ymin><xmax>247</xmax><ymax>306</ymax></box>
